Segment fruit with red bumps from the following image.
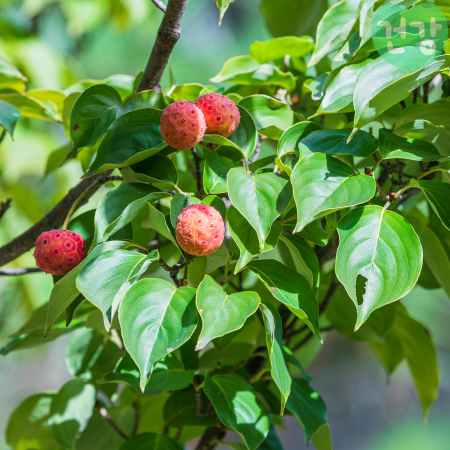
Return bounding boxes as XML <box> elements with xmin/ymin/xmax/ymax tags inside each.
<box><xmin>195</xmin><ymin>93</ymin><xmax>240</xmax><ymax>138</ymax></box>
<box><xmin>34</xmin><ymin>230</ymin><xmax>86</xmax><ymax>276</ymax></box>
<box><xmin>175</xmin><ymin>204</ymin><xmax>225</xmax><ymax>256</ymax></box>
<box><xmin>160</xmin><ymin>101</ymin><xmax>206</xmax><ymax>151</ymax></box>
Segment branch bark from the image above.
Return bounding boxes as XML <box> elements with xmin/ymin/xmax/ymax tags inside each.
<box><xmin>136</xmin><ymin>0</ymin><xmax>188</xmax><ymax>92</ymax></box>
<box><xmin>151</xmin><ymin>0</ymin><xmax>167</xmax><ymax>13</ymax></box>
<box><xmin>0</xmin><ymin>171</ymin><xmax>111</xmax><ymax>268</ymax></box>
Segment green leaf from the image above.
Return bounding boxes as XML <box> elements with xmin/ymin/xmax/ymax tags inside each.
<box><xmin>6</xmin><ymin>393</ymin><xmax>60</xmax><ymax>450</ymax></box>
<box><xmin>77</xmin><ymin>250</ymin><xmax>159</xmax><ymax>330</ymax></box>
<box><xmin>92</xmin><ymin>183</ymin><xmax>169</xmax><ymax>248</ymax></box>
<box><xmin>279</xmin><ymin>234</ymin><xmax>320</xmax><ymax>295</ymax></box>
<box><xmin>49</xmin><ymin>379</ymin><xmax>96</xmax><ymax>449</ymax></box>
<box><xmin>246</xmin><ymin>259</ymin><xmax>321</xmax><ymax>342</ymax></box>
<box><xmin>0</xmin><ymin>53</ymin><xmax>26</xmax><ymax>92</ymax></box>
<box><xmin>291</xmin><ymin>153</ymin><xmax>376</xmax><ymax>232</ymax></box>
<box><xmin>0</xmin><ymin>99</ymin><xmax>21</xmax><ymax>137</ymax></box>
<box><xmin>371</xmin><ymin>327</ymin><xmax>405</xmax><ymax>375</ymax></box>
<box><xmin>277</xmin><ymin>121</ymin><xmax>322</xmax><ymax>159</ymax></box>
<box><xmin>142</xmin><ymin>204</ymin><xmax>180</xmax><ymax>249</ymax></box>
<box><xmin>378</xmin><ymin>129</ymin><xmax>443</xmax><ymax>161</ymax></box>
<box><xmin>170</xmin><ymin>83</ymin><xmax>206</xmax><ymax>102</ymax></box>
<box><xmin>65</xmin><ymin>327</ymin><xmax>122</xmax><ymax>381</ymax></box>
<box><xmin>210</xmin><ymin>56</ymin><xmax>296</xmax><ymax>92</ymax></box>
<box><xmin>163</xmin><ymin>387</ymin><xmax>217</xmax><ymax>427</ymax></box>
<box><xmin>100</xmin><ymin>352</ymin><xmax>194</xmax><ymax>396</ymax></box>
<box><xmin>45</xmin><ymin>241</ymin><xmax>129</xmax><ymax>336</ymax></box>
<box><xmin>327</xmin><ymin>286</ymin><xmax>397</xmax><ymax>342</ymax></box>
<box><xmin>299</xmin><ymin>129</ymin><xmax>378</xmax><ymax>158</ymax></box>
<box><xmin>217</xmin><ymin>0</ymin><xmax>233</xmax><ymax>25</ymax></box>
<box><xmin>203</xmin><ymin>105</ymin><xmax>257</xmax><ymax>161</ymax></box>
<box><xmin>228</xmin><ymin>206</ymin><xmax>282</xmax><ymax>273</ymax></box>
<box><xmin>0</xmin><ymin>92</ymin><xmax>60</xmax><ymax>122</ymax></box>
<box><xmin>169</xmin><ymin>193</ymin><xmax>201</xmax><ymax>228</ymax></box>
<box><xmin>413</xmin><ymin>224</ymin><xmax>450</xmax><ymax>299</ymax></box>
<box><xmin>119</xmin><ymin>278</ymin><xmax>198</xmax><ymax>390</ymax></box>
<box><xmin>68</xmin><ymin>85</ymin><xmax>122</xmax><ymax>159</ymax></box>
<box><xmin>228</xmin><ymin>168</ymin><xmax>292</xmax><ymax>249</ymax></box>
<box><xmin>410</xmin><ymin>180</ymin><xmax>450</xmax><ymax>230</ymax></box>
<box><xmin>336</xmin><ymin>206</ymin><xmax>423</xmax><ymax>329</ymax></box>
<box><xmin>259</xmin><ymin>422</ymin><xmax>284</xmax><ymax>450</ymax></box>
<box><xmin>203</xmin><ymin>150</ymin><xmax>236</xmax><ymax>194</ymax></box>
<box><xmin>85</xmin><ymin>108</ymin><xmax>170</xmax><ymax>177</ymax></box>
<box><xmin>309</xmin><ymin>0</ymin><xmax>359</xmax><ymax>66</ymax></box>
<box><xmin>196</xmin><ymin>275</ymin><xmax>260</xmax><ymax>350</ymax></box>
<box><xmin>122</xmin><ymin>154</ymin><xmax>178</xmax><ymax>186</ymax></box>
<box><xmin>117</xmin><ymin>88</ymin><xmax>167</xmax><ymax>117</ymax></box>
<box><xmin>395</xmin><ymin>308</ymin><xmax>439</xmax><ymax>418</ymax></box>
<box><xmin>205</xmin><ymin>243</ymin><xmax>230</xmax><ymax>274</ymax></box>
<box><xmin>119</xmin><ymin>433</ymin><xmax>183</xmax><ymax>450</ymax></box>
<box><xmin>238</xmin><ymin>95</ymin><xmax>300</xmax><ymax>140</ymax></box>
<box><xmin>352</xmin><ymin>55</ymin><xmax>450</xmax><ymax>133</ymax></box>
<box><xmin>204</xmin><ymin>374</ymin><xmax>270</xmax><ymax>450</ymax></box>
<box><xmin>260</xmin><ymin>302</ymin><xmax>291</xmax><ymax>416</ymax></box>
<box><xmin>250</xmin><ymin>36</ymin><xmax>315</xmax><ymax>64</ymax></box>
<box><xmin>249</xmin><ymin>155</ymin><xmax>275</xmax><ymax>173</ymax></box>
<box><xmin>286</xmin><ymin>378</ymin><xmax>328</xmax><ymax>444</ymax></box>
<box><xmin>395</xmin><ymin>101</ymin><xmax>450</xmax><ymax>133</ymax></box>
<box><xmin>311</xmin><ymin>424</ymin><xmax>333</xmax><ymax>450</ymax></box>
<box><xmin>314</xmin><ymin>59</ymin><xmax>372</xmax><ymax>116</ymax></box>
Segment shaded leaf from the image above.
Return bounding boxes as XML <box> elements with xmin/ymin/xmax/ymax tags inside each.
<box><xmin>142</xmin><ymin>204</ymin><xmax>179</xmax><ymax>249</ymax></box>
<box><xmin>246</xmin><ymin>259</ymin><xmax>321</xmax><ymax>341</ymax></box>
<box><xmin>204</xmin><ymin>374</ymin><xmax>270</xmax><ymax>450</ymax></box>
<box><xmin>117</xmin><ymin>88</ymin><xmax>167</xmax><ymax>117</ymax></box>
<box><xmin>122</xmin><ymin>155</ymin><xmax>178</xmax><ymax>186</ymax></box>
<box><xmin>196</xmin><ymin>275</ymin><xmax>260</xmax><ymax>350</ymax></box>
<box><xmin>336</xmin><ymin>206</ymin><xmax>422</xmax><ymax>329</ymax></box>
<box><xmin>119</xmin><ymin>433</ymin><xmax>183</xmax><ymax>450</ymax></box>
<box><xmin>277</xmin><ymin>121</ymin><xmax>322</xmax><ymax>159</ymax></box>
<box><xmin>205</xmin><ymin>243</ymin><xmax>230</xmax><ymax>274</ymax></box>
<box><xmin>228</xmin><ymin>206</ymin><xmax>282</xmax><ymax>273</ymax></box>
<box><xmin>119</xmin><ymin>279</ymin><xmax>197</xmax><ymax>390</ymax></box>
<box><xmin>0</xmin><ymin>99</ymin><xmax>21</xmax><ymax>137</ymax></box>
<box><xmin>203</xmin><ymin>151</ymin><xmax>236</xmax><ymax>194</ymax></box>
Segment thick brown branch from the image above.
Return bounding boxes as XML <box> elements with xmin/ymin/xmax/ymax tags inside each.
<box><xmin>136</xmin><ymin>0</ymin><xmax>188</xmax><ymax>91</ymax></box>
<box><xmin>0</xmin><ymin>171</ymin><xmax>112</xmax><ymax>268</ymax></box>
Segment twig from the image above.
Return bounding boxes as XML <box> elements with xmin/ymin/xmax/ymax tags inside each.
<box><xmin>190</xmin><ymin>147</ymin><xmax>203</xmax><ymax>192</ymax></box>
<box><xmin>423</xmin><ymin>80</ymin><xmax>431</xmax><ymax>104</ymax></box>
<box><xmin>0</xmin><ymin>197</ymin><xmax>12</xmax><ymax>221</ymax></box>
<box><xmin>157</xmin><ymin>256</ymin><xmax>183</xmax><ymax>287</ymax></box>
<box><xmin>136</xmin><ymin>0</ymin><xmax>188</xmax><ymax>91</ymax></box>
<box><xmin>99</xmin><ymin>407</ymin><xmax>128</xmax><ymax>440</ymax></box>
<box><xmin>151</xmin><ymin>0</ymin><xmax>167</xmax><ymax>12</ymax></box>
<box><xmin>0</xmin><ymin>170</ymin><xmax>113</xmax><ymax>268</ymax></box>
<box><xmin>0</xmin><ymin>268</ymin><xmax>42</xmax><ymax>276</ymax></box>
<box><xmin>195</xmin><ymin>426</ymin><xmax>226</xmax><ymax>450</ymax></box>
<box><xmin>131</xmin><ymin>401</ymin><xmax>139</xmax><ymax>436</ymax></box>
<box><xmin>0</xmin><ymin>128</ymin><xmax>6</xmax><ymax>145</ymax></box>
<box><xmin>292</xmin><ymin>326</ymin><xmax>333</xmax><ymax>351</ymax></box>
<box><xmin>319</xmin><ymin>276</ymin><xmax>339</xmax><ymax>315</ymax></box>
<box><xmin>175</xmin><ymin>427</ymin><xmax>183</xmax><ymax>441</ymax></box>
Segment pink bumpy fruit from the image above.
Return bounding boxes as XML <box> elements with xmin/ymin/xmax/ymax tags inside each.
<box><xmin>175</xmin><ymin>204</ymin><xmax>225</xmax><ymax>256</ymax></box>
<box><xmin>34</xmin><ymin>230</ymin><xmax>86</xmax><ymax>276</ymax></box>
<box><xmin>195</xmin><ymin>93</ymin><xmax>240</xmax><ymax>138</ymax></box>
<box><xmin>160</xmin><ymin>101</ymin><xmax>206</xmax><ymax>151</ymax></box>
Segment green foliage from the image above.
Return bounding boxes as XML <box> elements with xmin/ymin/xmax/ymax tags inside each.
<box><xmin>3</xmin><ymin>0</ymin><xmax>450</xmax><ymax>448</ymax></box>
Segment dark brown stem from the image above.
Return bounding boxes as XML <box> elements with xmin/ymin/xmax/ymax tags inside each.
<box><xmin>423</xmin><ymin>80</ymin><xmax>431</xmax><ymax>104</ymax></box>
<box><xmin>99</xmin><ymin>407</ymin><xmax>128</xmax><ymax>440</ymax></box>
<box><xmin>292</xmin><ymin>326</ymin><xmax>333</xmax><ymax>351</ymax></box>
<box><xmin>136</xmin><ymin>0</ymin><xmax>188</xmax><ymax>92</ymax></box>
<box><xmin>151</xmin><ymin>0</ymin><xmax>167</xmax><ymax>12</ymax></box>
<box><xmin>131</xmin><ymin>401</ymin><xmax>139</xmax><ymax>436</ymax></box>
<box><xmin>0</xmin><ymin>170</ymin><xmax>112</xmax><ymax>268</ymax></box>
<box><xmin>0</xmin><ymin>128</ymin><xmax>6</xmax><ymax>145</ymax></box>
<box><xmin>0</xmin><ymin>268</ymin><xmax>42</xmax><ymax>276</ymax></box>
<box><xmin>0</xmin><ymin>197</ymin><xmax>12</xmax><ymax>221</ymax></box>
<box><xmin>319</xmin><ymin>276</ymin><xmax>339</xmax><ymax>315</ymax></box>
<box><xmin>195</xmin><ymin>426</ymin><xmax>226</xmax><ymax>450</ymax></box>
<box><xmin>191</xmin><ymin>147</ymin><xmax>203</xmax><ymax>192</ymax></box>
<box><xmin>157</xmin><ymin>256</ymin><xmax>182</xmax><ymax>287</ymax></box>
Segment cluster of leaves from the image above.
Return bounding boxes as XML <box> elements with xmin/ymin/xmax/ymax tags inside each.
<box><xmin>2</xmin><ymin>1</ymin><xmax>450</xmax><ymax>449</ymax></box>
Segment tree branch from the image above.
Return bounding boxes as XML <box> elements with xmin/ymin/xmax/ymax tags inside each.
<box><xmin>136</xmin><ymin>0</ymin><xmax>188</xmax><ymax>92</ymax></box>
<box><xmin>0</xmin><ymin>268</ymin><xmax>43</xmax><ymax>276</ymax></box>
<box><xmin>0</xmin><ymin>171</ymin><xmax>112</xmax><ymax>268</ymax></box>
<box><xmin>151</xmin><ymin>0</ymin><xmax>167</xmax><ymax>13</ymax></box>
<box><xmin>0</xmin><ymin>197</ymin><xmax>12</xmax><ymax>221</ymax></box>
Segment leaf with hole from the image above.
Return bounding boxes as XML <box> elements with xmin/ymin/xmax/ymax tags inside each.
<box><xmin>77</xmin><ymin>249</ymin><xmax>158</xmax><ymax>330</ymax></box>
<box><xmin>260</xmin><ymin>302</ymin><xmax>291</xmax><ymax>416</ymax></box>
<box><xmin>228</xmin><ymin>168</ymin><xmax>292</xmax><ymax>249</ymax></box>
<box><xmin>119</xmin><ymin>278</ymin><xmax>197</xmax><ymax>390</ymax></box>
<box><xmin>228</xmin><ymin>206</ymin><xmax>282</xmax><ymax>273</ymax></box>
<box><xmin>246</xmin><ymin>259</ymin><xmax>321</xmax><ymax>342</ymax></box>
<box><xmin>85</xmin><ymin>108</ymin><xmax>171</xmax><ymax>177</ymax></box>
<box><xmin>291</xmin><ymin>153</ymin><xmax>376</xmax><ymax>232</ymax></box>
<box><xmin>68</xmin><ymin>84</ymin><xmax>122</xmax><ymax>159</ymax></box>
<box><xmin>92</xmin><ymin>183</ymin><xmax>169</xmax><ymax>248</ymax></box>
<box><xmin>196</xmin><ymin>275</ymin><xmax>260</xmax><ymax>350</ymax></box>
<box><xmin>204</xmin><ymin>374</ymin><xmax>270</xmax><ymax>450</ymax></box>
<box><xmin>336</xmin><ymin>206</ymin><xmax>422</xmax><ymax>329</ymax></box>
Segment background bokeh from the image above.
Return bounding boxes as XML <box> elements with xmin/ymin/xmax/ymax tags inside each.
<box><xmin>1</xmin><ymin>0</ymin><xmax>449</xmax><ymax>449</ymax></box>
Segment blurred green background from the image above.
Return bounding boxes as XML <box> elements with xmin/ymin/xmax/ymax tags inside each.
<box><xmin>1</xmin><ymin>0</ymin><xmax>449</xmax><ymax>449</ymax></box>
